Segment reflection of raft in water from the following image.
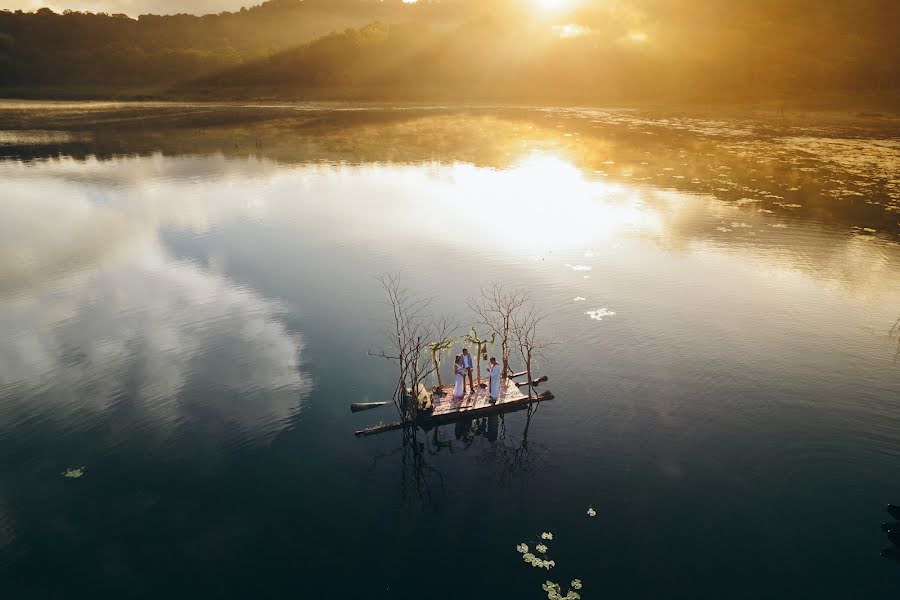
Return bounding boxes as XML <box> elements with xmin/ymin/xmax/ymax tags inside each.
<box><xmin>353</xmin><ymin>372</ymin><xmax>554</xmax><ymax>437</ymax></box>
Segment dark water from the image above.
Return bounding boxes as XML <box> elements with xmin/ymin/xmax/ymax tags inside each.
<box><xmin>2</xmin><ymin>103</ymin><xmax>900</xmax><ymax>599</ymax></box>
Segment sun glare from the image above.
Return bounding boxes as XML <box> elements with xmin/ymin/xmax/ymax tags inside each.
<box><xmin>627</xmin><ymin>31</ymin><xmax>649</xmax><ymax>43</ymax></box>
<box><xmin>554</xmin><ymin>24</ymin><xmax>589</xmax><ymax>39</ymax></box>
<box><xmin>532</xmin><ymin>0</ymin><xmax>578</xmax><ymax>13</ymax></box>
<box><xmin>444</xmin><ymin>152</ymin><xmax>660</xmax><ymax>251</ymax></box>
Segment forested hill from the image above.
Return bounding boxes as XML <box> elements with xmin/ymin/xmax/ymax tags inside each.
<box><xmin>0</xmin><ymin>0</ymin><xmax>462</xmax><ymax>88</ymax></box>
<box><xmin>1</xmin><ymin>0</ymin><xmax>899</xmax><ymax>103</ymax></box>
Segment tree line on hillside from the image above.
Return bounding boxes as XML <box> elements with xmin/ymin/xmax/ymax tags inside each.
<box><xmin>0</xmin><ymin>0</ymin><xmax>461</xmax><ymax>87</ymax></box>
<box><xmin>0</xmin><ymin>0</ymin><xmax>898</xmax><ymax>101</ymax></box>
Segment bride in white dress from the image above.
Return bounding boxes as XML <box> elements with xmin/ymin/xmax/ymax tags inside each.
<box><xmin>452</xmin><ymin>354</ymin><xmax>466</xmax><ymax>398</ymax></box>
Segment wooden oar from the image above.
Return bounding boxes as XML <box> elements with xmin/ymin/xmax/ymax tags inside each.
<box><xmin>350</xmin><ymin>402</ymin><xmax>390</xmax><ymax>413</ymax></box>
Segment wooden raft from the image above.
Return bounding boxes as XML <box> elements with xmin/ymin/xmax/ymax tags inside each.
<box><xmin>354</xmin><ymin>376</ymin><xmax>554</xmax><ymax>437</ymax></box>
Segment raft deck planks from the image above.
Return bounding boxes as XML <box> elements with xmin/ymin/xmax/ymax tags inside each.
<box><xmin>354</xmin><ymin>377</ymin><xmax>554</xmax><ymax>437</ymax></box>
<box><xmin>430</xmin><ymin>377</ymin><xmax>527</xmax><ymax>418</ymax></box>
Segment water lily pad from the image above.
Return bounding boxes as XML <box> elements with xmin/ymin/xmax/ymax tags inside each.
<box><xmin>62</xmin><ymin>467</ymin><xmax>85</xmax><ymax>479</ymax></box>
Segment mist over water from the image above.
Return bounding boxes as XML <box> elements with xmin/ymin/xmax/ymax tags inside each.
<box><xmin>1</xmin><ymin>104</ymin><xmax>900</xmax><ymax>599</ymax></box>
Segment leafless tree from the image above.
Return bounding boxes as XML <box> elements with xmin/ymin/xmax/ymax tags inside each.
<box><xmin>369</xmin><ymin>273</ymin><xmax>454</xmax><ymax>419</ymax></box>
<box><xmin>427</xmin><ymin>314</ymin><xmax>458</xmax><ymax>390</ymax></box>
<box><xmin>467</xmin><ymin>283</ymin><xmax>529</xmax><ymax>378</ymax></box>
<box><xmin>512</xmin><ymin>305</ymin><xmax>552</xmax><ymax>399</ymax></box>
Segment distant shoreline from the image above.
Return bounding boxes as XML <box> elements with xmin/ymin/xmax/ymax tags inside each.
<box><xmin>2</xmin><ymin>87</ymin><xmax>899</xmax><ymax>117</ymax></box>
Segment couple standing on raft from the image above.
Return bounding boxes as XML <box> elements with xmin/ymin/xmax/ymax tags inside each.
<box><xmin>452</xmin><ymin>348</ymin><xmax>502</xmax><ymax>402</ymax></box>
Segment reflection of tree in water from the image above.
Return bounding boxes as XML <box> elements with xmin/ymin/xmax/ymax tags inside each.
<box><xmin>372</xmin><ymin>404</ymin><xmax>548</xmax><ymax>504</ymax></box>
<box><xmin>480</xmin><ymin>406</ymin><xmax>549</xmax><ymax>486</ymax></box>
<box><xmin>399</xmin><ymin>427</ymin><xmax>446</xmax><ymax>505</ymax></box>
<box><xmin>429</xmin><ymin>405</ymin><xmax>548</xmax><ymax>485</ymax></box>
<box><xmin>372</xmin><ymin>427</ymin><xmax>445</xmax><ymax>507</ymax></box>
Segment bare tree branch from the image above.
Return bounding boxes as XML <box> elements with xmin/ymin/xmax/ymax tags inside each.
<box><xmin>370</xmin><ymin>272</ymin><xmax>458</xmax><ymax>418</ymax></box>
<box><xmin>512</xmin><ymin>305</ymin><xmax>553</xmax><ymax>399</ymax></box>
<box><xmin>467</xmin><ymin>283</ymin><xmax>529</xmax><ymax>378</ymax></box>
<box><xmin>426</xmin><ymin>314</ymin><xmax>459</xmax><ymax>389</ymax></box>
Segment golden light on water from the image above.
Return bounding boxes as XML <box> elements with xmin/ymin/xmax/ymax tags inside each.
<box><xmin>251</xmin><ymin>150</ymin><xmax>662</xmax><ymax>255</ymax></box>
<box><xmin>447</xmin><ymin>152</ymin><xmax>660</xmax><ymax>251</ymax></box>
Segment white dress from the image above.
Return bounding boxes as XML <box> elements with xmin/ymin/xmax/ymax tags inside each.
<box><xmin>453</xmin><ymin>364</ymin><xmax>465</xmax><ymax>397</ymax></box>
<box><xmin>488</xmin><ymin>364</ymin><xmax>501</xmax><ymax>400</ymax></box>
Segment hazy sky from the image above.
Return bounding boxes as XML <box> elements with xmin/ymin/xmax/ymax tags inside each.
<box><xmin>5</xmin><ymin>0</ymin><xmax>254</xmax><ymax>16</ymax></box>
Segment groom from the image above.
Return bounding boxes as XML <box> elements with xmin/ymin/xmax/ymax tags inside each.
<box><xmin>461</xmin><ymin>348</ymin><xmax>475</xmax><ymax>394</ymax></box>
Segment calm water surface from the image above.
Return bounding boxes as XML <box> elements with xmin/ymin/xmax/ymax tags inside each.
<box><xmin>1</xmin><ymin>104</ymin><xmax>900</xmax><ymax>599</ymax></box>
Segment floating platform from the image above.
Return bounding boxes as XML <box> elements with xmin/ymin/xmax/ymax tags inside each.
<box><xmin>354</xmin><ymin>376</ymin><xmax>554</xmax><ymax>437</ymax></box>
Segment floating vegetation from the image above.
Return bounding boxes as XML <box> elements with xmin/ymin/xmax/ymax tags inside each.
<box><xmin>541</xmin><ymin>579</ymin><xmax>581</xmax><ymax>600</ymax></box>
<box><xmin>524</xmin><ymin>554</ymin><xmax>555</xmax><ymax>570</ymax></box>
<box><xmin>542</xmin><ymin>581</ymin><xmax>581</xmax><ymax>599</ymax></box>
<box><xmin>516</xmin><ymin>500</ymin><xmax>601</xmax><ymax>597</ymax></box>
<box><xmin>62</xmin><ymin>467</ymin><xmax>85</xmax><ymax>479</ymax></box>
<box><xmin>585</xmin><ymin>308</ymin><xmax>615</xmax><ymax>321</ymax></box>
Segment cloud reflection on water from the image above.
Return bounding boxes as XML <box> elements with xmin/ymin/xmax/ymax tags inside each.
<box><xmin>0</xmin><ymin>167</ymin><xmax>308</xmax><ymax>442</ymax></box>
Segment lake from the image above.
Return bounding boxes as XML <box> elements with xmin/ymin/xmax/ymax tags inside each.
<box><xmin>1</xmin><ymin>103</ymin><xmax>900</xmax><ymax>599</ymax></box>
